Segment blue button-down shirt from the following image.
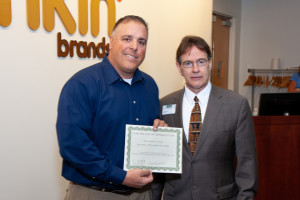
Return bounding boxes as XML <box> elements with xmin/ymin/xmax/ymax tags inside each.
<box><xmin>290</xmin><ymin>72</ymin><xmax>300</xmax><ymax>88</ymax></box>
<box><xmin>56</xmin><ymin>55</ymin><xmax>160</xmax><ymax>189</ymax></box>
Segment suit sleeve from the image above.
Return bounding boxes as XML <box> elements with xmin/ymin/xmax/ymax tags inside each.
<box><xmin>235</xmin><ymin>98</ymin><xmax>258</xmax><ymax>199</ymax></box>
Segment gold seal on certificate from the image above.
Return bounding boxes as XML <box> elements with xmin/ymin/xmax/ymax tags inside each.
<box><xmin>124</xmin><ymin>124</ymin><xmax>182</xmax><ymax>173</ymax></box>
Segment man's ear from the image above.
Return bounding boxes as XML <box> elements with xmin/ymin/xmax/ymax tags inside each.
<box><xmin>176</xmin><ymin>62</ymin><xmax>183</xmax><ymax>76</ymax></box>
<box><xmin>208</xmin><ymin>60</ymin><xmax>212</xmax><ymax>70</ymax></box>
<box><xmin>108</xmin><ymin>35</ymin><xmax>113</xmax><ymax>50</ymax></box>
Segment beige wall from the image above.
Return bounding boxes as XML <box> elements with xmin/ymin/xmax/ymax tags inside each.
<box><xmin>0</xmin><ymin>0</ymin><xmax>212</xmax><ymax>199</ymax></box>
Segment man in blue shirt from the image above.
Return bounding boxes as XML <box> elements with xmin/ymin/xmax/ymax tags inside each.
<box><xmin>56</xmin><ymin>15</ymin><xmax>166</xmax><ymax>200</ymax></box>
<box><xmin>288</xmin><ymin>66</ymin><xmax>300</xmax><ymax>92</ymax></box>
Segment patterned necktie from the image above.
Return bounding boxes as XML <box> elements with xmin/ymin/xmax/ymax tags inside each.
<box><xmin>188</xmin><ymin>96</ymin><xmax>202</xmax><ymax>155</ymax></box>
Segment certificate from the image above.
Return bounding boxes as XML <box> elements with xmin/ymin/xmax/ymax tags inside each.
<box><xmin>124</xmin><ymin>124</ymin><xmax>182</xmax><ymax>173</ymax></box>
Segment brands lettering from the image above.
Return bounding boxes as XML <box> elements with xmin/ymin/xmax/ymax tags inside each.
<box><xmin>57</xmin><ymin>32</ymin><xmax>109</xmax><ymax>58</ymax></box>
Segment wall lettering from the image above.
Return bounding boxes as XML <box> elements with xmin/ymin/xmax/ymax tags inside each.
<box><xmin>57</xmin><ymin>32</ymin><xmax>109</xmax><ymax>58</ymax></box>
<box><xmin>2</xmin><ymin>0</ymin><xmax>116</xmax><ymax>36</ymax></box>
<box><xmin>0</xmin><ymin>0</ymin><xmax>12</xmax><ymax>27</ymax></box>
<box><xmin>1</xmin><ymin>0</ymin><xmax>119</xmax><ymax>58</ymax></box>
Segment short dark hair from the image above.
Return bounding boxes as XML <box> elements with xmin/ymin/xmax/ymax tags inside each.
<box><xmin>112</xmin><ymin>15</ymin><xmax>148</xmax><ymax>34</ymax></box>
<box><xmin>176</xmin><ymin>36</ymin><xmax>212</xmax><ymax>64</ymax></box>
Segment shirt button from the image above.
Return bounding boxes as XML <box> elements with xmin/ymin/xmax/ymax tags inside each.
<box><xmin>136</xmin><ymin>118</ymin><xmax>139</xmax><ymax>121</ymax></box>
<box><xmin>133</xmin><ymin>101</ymin><xmax>136</xmax><ymax>104</ymax></box>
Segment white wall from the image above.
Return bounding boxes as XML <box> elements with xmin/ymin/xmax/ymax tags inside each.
<box><xmin>0</xmin><ymin>0</ymin><xmax>212</xmax><ymax>199</ymax></box>
<box><xmin>239</xmin><ymin>0</ymin><xmax>300</xmax><ymax>109</ymax></box>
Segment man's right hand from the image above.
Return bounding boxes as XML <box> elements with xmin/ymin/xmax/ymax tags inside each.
<box><xmin>122</xmin><ymin>169</ymin><xmax>153</xmax><ymax>188</ymax></box>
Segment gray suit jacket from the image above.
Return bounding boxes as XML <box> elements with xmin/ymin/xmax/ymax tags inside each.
<box><xmin>152</xmin><ymin>86</ymin><xmax>258</xmax><ymax>200</ymax></box>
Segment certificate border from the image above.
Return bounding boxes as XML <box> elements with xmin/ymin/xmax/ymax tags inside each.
<box><xmin>125</xmin><ymin>125</ymin><xmax>182</xmax><ymax>173</ymax></box>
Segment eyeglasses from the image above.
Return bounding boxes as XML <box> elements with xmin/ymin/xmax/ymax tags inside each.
<box><xmin>181</xmin><ymin>58</ymin><xmax>208</xmax><ymax>68</ymax></box>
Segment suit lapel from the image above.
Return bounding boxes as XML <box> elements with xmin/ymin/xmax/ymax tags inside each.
<box><xmin>193</xmin><ymin>86</ymin><xmax>222</xmax><ymax>157</ymax></box>
<box><xmin>172</xmin><ymin>89</ymin><xmax>192</xmax><ymax>158</ymax></box>
<box><xmin>173</xmin><ymin>90</ymin><xmax>184</xmax><ymax>129</ymax></box>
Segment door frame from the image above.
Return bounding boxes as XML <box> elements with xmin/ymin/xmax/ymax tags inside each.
<box><xmin>212</xmin><ymin>11</ymin><xmax>236</xmax><ymax>91</ymax></box>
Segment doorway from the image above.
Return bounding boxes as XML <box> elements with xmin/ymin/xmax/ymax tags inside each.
<box><xmin>211</xmin><ymin>13</ymin><xmax>231</xmax><ymax>89</ymax></box>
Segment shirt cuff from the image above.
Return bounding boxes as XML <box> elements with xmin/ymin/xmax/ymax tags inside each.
<box><xmin>108</xmin><ymin>165</ymin><xmax>127</xmax><ymax>185</ymax></box>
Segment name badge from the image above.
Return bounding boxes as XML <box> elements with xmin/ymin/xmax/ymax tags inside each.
<box><xmin>162</xmin><ymin>104</ymin><xmax>176</xmax><ymax>115</ymax></box>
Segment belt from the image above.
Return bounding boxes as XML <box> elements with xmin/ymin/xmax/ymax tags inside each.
<box><xmin>72</xmin><ymin>182</ymin><xmax>134</xmax><ymax>195</ymax></box>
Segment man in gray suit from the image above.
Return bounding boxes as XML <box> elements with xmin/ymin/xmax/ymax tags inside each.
<box><xmin>152</xmin><ymin>36</ymin><xmax>258</xmax><ymax>200</ymax></box>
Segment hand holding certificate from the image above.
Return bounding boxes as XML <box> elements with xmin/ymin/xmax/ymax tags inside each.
<box><xmin>124</xmin><ymin>125</ymin><xmax>182</xmax><ymax>173</ymax></box>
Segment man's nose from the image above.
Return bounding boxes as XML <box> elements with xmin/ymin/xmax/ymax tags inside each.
<box><xmin>130</xmin><ymin>40</ymin><xmax>138</xmax><ymax>50</ymax></box>
<box><xmin>192</xmin><ymin>63</ymin><xmax>200</xmax><ymax>72</ymax></box>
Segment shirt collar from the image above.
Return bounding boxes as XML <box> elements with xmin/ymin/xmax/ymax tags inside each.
<box><xmin>102</xmin><ymin>54</ymin><xmax>144</xmax><ymax>85</ymax></box>
<box><xmin>184</xmin><ymin>82</ymin><xmax>212</xmax><ymax>103</ymax></box>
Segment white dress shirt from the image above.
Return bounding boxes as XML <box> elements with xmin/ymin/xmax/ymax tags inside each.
<box><xmin>182</xmin><ymin>82</ymin><xmax>212</xmax><ymax>141</ymax></box>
